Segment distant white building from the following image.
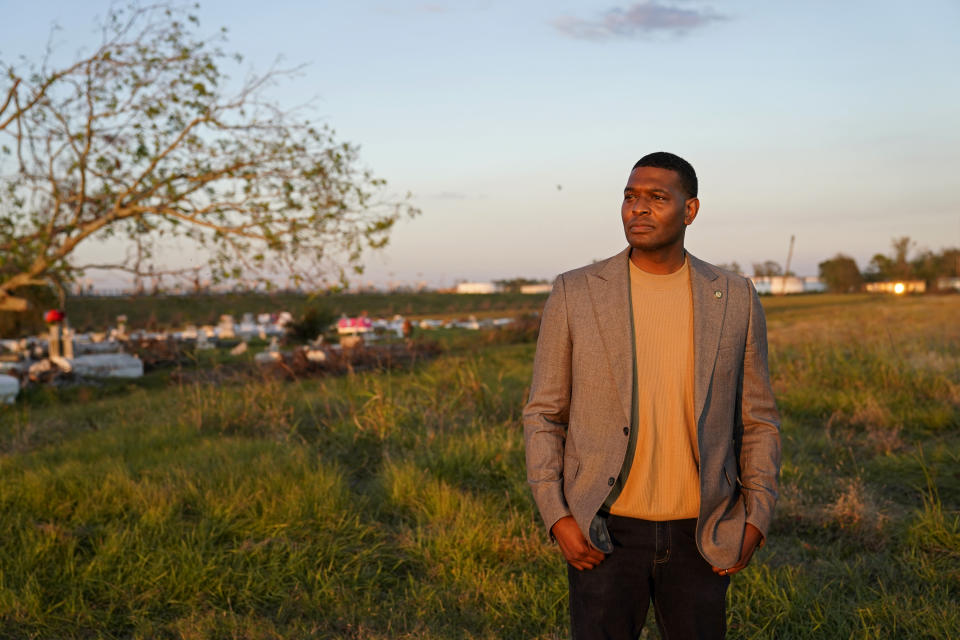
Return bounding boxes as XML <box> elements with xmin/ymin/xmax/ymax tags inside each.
<box><xmin>865</xmin><ymin>280</ymin><xmax>926</xmax><ymax>294</ymax></box>
<box><xmin>750</xmin><ymin>276</ymin><xmax>825</xmax><ymax>295</ymax></box>
<box><xmin>801</xmin><ymin>277</ymin><xmax>826</xmax><ymax>293</ymax></box>
<box><xmin>456</xmin><ymin>282</ymin><xmax>497</xmax><ymax>294</ymax></box>
<box><xmin>936</xmin><ymin>277</ymin><xmax>960</xmax><ymax>292</ymax></box>
<box><xmin>520</xmin><ymin>283</ymin><xmax>552</xmax><ymax>295</ymax></box>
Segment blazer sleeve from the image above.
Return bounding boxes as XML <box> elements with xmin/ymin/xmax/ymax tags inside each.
<box><xmin>523</xmin><ymin>274</ymin><xmax>574</xmax><ymax>536</ymax></box>
<box><xmin>738</xmin><ymin>279</ymin><xmax>782</xmax><ymax>539</ymax></box>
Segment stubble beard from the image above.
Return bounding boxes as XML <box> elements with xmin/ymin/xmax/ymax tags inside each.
<box><xmin>626</xmin><ymin>227</ymin><xmax>685</xmax><ymax>254</ymax></box>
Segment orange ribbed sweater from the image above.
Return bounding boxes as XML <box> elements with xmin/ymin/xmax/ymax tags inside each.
<box><xmin>610</xmin><ymin>256</ymin><xmax>700</xmax><ymax>520</ymax></box>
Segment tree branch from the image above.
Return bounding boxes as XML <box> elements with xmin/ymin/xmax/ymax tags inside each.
<box><xmin>0</xmin><ymin>2</ymin><xmax>418</xmax><ymax>303</ymax></box>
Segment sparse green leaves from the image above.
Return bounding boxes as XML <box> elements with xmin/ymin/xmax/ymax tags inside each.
<box><xmin>0</xmin><ymin>1</ymin><xmax>417</xmax><ymax>301</ymax></box>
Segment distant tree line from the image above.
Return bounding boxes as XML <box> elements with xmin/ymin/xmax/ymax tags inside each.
<box><xmin>492</xmin><ymin>278</ymin><xmax>548</xmax><ymax>293</ymax></box>
<box><xmin>719</xmin><ymin>236</ymin><xmax>958</xmax><ymax>294</ymax></box>
<box><xmin>752</xmin><ymin>261</ymin><xmax>794</xmax><ymax>278</ymax></box>
<box><xmin>818</xmin><ymin>237</ymin><xmax>959</xmax><ymax>293</ymax></box>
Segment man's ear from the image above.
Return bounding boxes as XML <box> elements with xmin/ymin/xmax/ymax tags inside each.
<box><xmin>684</xmin><ymin>198</ymin><xmax>700</xmax><ymax>226</ymax></box>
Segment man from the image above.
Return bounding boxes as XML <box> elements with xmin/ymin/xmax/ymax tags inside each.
<box><xmin>523</xmin><ymin>152</ymin><xmax>781</xmax><ymax>639</ymax></box>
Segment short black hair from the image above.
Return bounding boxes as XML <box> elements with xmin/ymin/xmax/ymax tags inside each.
<box><xmin>632</xmin><ymin>152</ymin><xmax>698</xmax><ymax>199</ymax></box>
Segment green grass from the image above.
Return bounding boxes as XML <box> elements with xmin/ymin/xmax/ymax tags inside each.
<box><xmin>0</xmin><ymin>294</ymin><xmax>958</xmax><ymax>638</ymax></box>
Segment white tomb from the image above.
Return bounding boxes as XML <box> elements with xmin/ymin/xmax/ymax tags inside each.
<box><xmin>0</xmin><ymin>374</ymin><xmax>18</xmax><ymax>404</ymax></box>
<box><xmin>70</xmin><ymin>354</ymin><xmax>144</xmax><ymax>379</ymax></box>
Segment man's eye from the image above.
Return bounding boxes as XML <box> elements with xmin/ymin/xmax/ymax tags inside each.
<box><xmin>653</xmin><ymin>195</ymin><xmax>666</xmax><ymax>201</ymax></box>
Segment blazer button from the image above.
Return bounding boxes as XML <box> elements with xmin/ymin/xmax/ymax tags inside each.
<box><xmin>608</xmin><ymin>477</ymin><xmax>615</xmax><ymax>486</ymax></box>
<box><xmin>623</xmin><ymin>426</ymin><xmax>629</xmax><ymax>435</ymax></box>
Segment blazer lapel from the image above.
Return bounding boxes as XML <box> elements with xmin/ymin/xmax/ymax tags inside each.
<box><xmin>586</xmin><ymin>247</ymin><xmax>633</xmax><ymax>426</ymax></box>
<box><xmin>690</xmin><ymin>254</ymin><xmax>727</xmax><ymax>427</ymax></box>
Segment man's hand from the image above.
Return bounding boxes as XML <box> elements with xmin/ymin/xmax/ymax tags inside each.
<box><xmin>552</xmin><ymin>516</ymin><xmax>606</xmax><ymax>570</ymax></box>
<box><xmin>712</xmin><ymin>522</ymin><xmax>763</xmax><ymax>576</ymax></box>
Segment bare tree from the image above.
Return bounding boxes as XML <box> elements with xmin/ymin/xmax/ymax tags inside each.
<box><xmin>752</xmin><ymin>261</ymin><xmax>782</xmax><ymax>278</ymax></box>
<box><xmin>0</xmin><ymin>3</ymin><xmax>417</xmax><ymax>311</ymax></box>
<box><xmin>716</xmin><ymin>262</ymin><xmax>743</xmax><ymax>275</ymax></box>
<box><xmin>867</xmin><ymin>236</ymin><xmax>915</xmax><ymax>282</ymax></box>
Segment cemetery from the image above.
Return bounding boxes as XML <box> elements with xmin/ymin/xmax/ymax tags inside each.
<box><xmin>0</xmin><ymin>306</ymin><xmax>522</xmax><ymax>404</ymax></box>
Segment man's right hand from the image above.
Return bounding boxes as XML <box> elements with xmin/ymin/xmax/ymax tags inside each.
<box><xmin>551</xmin><ymin>516</ymin><xmax>606</xmax><ymax>570</ymax></box>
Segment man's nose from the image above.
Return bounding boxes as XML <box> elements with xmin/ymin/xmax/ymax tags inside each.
<box><xmin>631</xmin><ymin>197</ymin><xmax>649</xmax><ymax>215</ymax></box>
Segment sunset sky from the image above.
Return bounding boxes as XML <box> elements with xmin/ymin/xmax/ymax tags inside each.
<box><xmin>3</xmin><ymin>1</ymin><xmax>959</xmax><ymax>288</ymax></box>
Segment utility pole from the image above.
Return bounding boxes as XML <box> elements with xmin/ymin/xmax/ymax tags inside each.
<box><xmin>781</xmin><ymin>235</ymin><xmax>795</xmax><ymax>295</ymax></box>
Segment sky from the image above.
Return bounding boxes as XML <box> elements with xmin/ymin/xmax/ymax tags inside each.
<box><xmin>2</xmin><ymin>1</ymin><xmax>959</xmax><ymax>289</ymax></box>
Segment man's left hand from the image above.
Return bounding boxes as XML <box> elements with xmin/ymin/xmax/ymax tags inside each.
<box><xmin>711</xmin><ymin>522</ymin><xmax>763</xmax><ymax>576</ymax></box>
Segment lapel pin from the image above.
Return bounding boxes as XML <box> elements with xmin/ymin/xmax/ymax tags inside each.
<box><xmin>714</xmin><ymin>290</ymin><xmax>723</xmax><ymax>298</ymax></box>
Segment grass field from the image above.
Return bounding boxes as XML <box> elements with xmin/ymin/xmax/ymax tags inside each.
<box><xmin>0</xmin><ymin>294</ymin><xmax>957</xmax><ymax>638</ymax></box>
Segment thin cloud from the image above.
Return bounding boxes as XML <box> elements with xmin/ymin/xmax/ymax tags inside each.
<box><xmin>431</xmin><ymin>191</ymin><xmax>468</xmax><ymax>200</ymax></box>
<box><xmin>553</xmin><ymin>2</ymin><xmax>726</xmax><ymax>40</ymax></box>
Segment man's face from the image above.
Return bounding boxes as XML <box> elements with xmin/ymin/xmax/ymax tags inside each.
<box><xmin>620</xmin><ymin>166</ymin><xmax>699</xmax><ymax>254</ymax></box>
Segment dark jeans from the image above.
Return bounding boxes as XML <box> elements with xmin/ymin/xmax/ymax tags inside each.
<box><xmin>568</xmin><ymin>516</ymin><xmax>729</xmax><ymax>640</ymax></box>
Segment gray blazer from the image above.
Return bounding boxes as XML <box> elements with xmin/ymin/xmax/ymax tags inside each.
<box><xmin>523</xmin><ymin>248</ymin><xmax>781</xmax><ymax>568</ymax></box>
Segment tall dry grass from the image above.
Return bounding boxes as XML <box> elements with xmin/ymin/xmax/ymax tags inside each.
<box><xmin>0</xmin><ymin>294</ymin><xmax>956</xmax><ymax>638</ymax></box>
